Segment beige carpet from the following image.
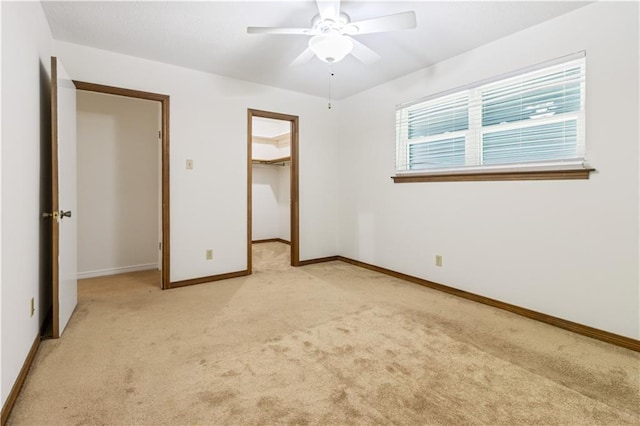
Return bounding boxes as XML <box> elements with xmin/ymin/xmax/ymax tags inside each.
<box><xmin>8</xmin><ymin>242</ymin><xmax>640</xmax><ymax>425</ymax></box>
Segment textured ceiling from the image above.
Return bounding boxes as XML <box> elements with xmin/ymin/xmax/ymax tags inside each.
<box><xmin>41</xmin><ymin>1</ymin><xmax>590</xmax><ymax>99</ymax></box>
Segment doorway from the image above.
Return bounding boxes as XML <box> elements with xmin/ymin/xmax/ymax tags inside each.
<box><xmin>247</xmin><ymin>109</ymin><xmax>299</xmax><ymax>272</ymax></box>
<box><xmin>76</xmin><ymin>90</ymin><xmax>161</xmax><ymax>286</ymax></box>
<box><xmin>74</xmin><ymin>81</ymin><xmax>170</xmax><ymax>289</ymax></box>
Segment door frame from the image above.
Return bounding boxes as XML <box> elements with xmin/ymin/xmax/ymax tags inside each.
<box><xmin>247</xmin><ymin>109</ymin><xmax>300</xmax><ymax>272</ymax></box>
<box><xmin>74</xmin><ymin>81</ymin><xmax>171</xmax><ymax>289</ymax></box>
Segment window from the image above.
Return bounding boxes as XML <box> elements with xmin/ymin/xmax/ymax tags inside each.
<box><xmin>395</xmin><ymin>53</ymin><xmax>590</xmax><ymax>181</ymax></box>
<box><xmin>403</xmin><ymin>93</ymin><xmax>468</xmax><ymax>170</ymax></box>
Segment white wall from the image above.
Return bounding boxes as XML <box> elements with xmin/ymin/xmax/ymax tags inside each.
<box><xmin>76</xmin><ymin>91</ymin><xmax>160</xmax><ymax>278</ymax></box>
<box><xmin>252</xmin><ymin>165</ymin><xmax>280</xmax><ymax>240</ymax></box>
<box><xmin>53</xmin><ymin>40</ymin><xmax>340</xmax><ymax>281</ymax></box>
<box><xmin>251</xmin><ymin>163</ymin><xmax>291</xmax><ymax>242</ymax></box>
<box><xmin>251</xmin><ymin>138</ymin><xmax>291</xmax><ymax>160</ymax></box>
<box><xmin>0</xmin><ymin>1</ymin><xmax>4</xmax><ymax>410</ymax></box>
<box><xmin>252</xmin><ymin>141</ymin><xmax>275</xmax><ymax>160</ymax></box>
<box><xmin>336</xmin><ymin>2</ymin><xmax>639</xmax><ymax>339</ymax></box>
<box><xmin>251</xmin><ymin>119</ymin><xmax>291</xmax><ymax>242</ymax></box>
<box><xmin>278</xmin><ymin>164</ymin><xmax>291</xmax><ymax>242</ymax></box>
<box><xmin>252</xmin><ymin>117</ymin><xmax>290</xmax><ymax>138</ymax></box>
<box><xmin>1</xmin><ymin>1</ymin><xmax>52</xmax><ymax>407</ymax></box>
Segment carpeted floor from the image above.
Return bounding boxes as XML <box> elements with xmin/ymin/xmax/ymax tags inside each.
<box><xmin>8</xmin><ymin>242</ymin><xmax>640</xmax><ymax>425</ymax></box>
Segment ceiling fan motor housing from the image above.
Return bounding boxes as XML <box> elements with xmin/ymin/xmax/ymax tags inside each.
<box><xmin>311</xmin><ymin>12</ymin><xmax>355</xmax><ymax>35</ymax></box>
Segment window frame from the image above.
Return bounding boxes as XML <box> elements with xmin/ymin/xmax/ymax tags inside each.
<box><xmin>393</xmin><ymin>52</ymin><xmax>594</xmax><ymax>183</ymax></box>
<box><xmin>398</xmin><ymin>91</ymin><xmax>470</xmax><ymax>171</ymax></box>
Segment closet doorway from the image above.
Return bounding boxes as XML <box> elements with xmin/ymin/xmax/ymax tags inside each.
<box><xmin>247</xmin><ymin>109</ymin><xmax>299</xmax><ymax>272</ymax></box>
<box><xmin>74</xmin><ymin>82</ymin><xmax>170</xmax><ymax>289</ymax></box>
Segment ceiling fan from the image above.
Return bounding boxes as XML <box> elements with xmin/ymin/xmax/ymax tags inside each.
<box><xmin>247</xmin><ymin>0</ymin><xmax>417</xmax><ymax>66</ymax></box>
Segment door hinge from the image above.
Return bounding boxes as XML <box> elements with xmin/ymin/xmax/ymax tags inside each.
<box><xmin>158</xmin><ymin>130</ymin><xmax>161</xmax><ymax>139</ymax></box>
<box><xmin>159</xmin><ymin>242</ymin><xmax>162</xmax><ymax>250</ymax></box>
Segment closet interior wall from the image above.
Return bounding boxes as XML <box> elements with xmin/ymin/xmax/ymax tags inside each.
<box><xmin>251</xmin><ymin>117</ymin><xmax>291</xmax><ymax>243</ymax></box>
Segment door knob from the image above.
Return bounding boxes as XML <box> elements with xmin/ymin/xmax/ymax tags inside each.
<box><xmin>60</xmin><ymin>210</ymin><xmax>72</xmax><ymax>218</ymax></box>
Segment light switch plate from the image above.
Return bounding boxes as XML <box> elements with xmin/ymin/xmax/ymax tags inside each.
<box><xmin>186</xmin><ymin>159</ymin><xmax>194</xmax><ymax>170</ymax></box>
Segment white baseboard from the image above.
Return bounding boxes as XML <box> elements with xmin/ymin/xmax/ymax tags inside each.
<box><xmin>77</xmin><ymin>263</ymin><xmax>159</xmax><ymax>279</ymax></box>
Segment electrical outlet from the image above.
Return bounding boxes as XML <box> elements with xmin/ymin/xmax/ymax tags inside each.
<box><xmin>435</xmin><ymin>255</ymin><xmax>443</xmax><ymax>267</ymax></box>
<box><xmin>30</xmin><ymin>297</ymin><xmax>35</xmax><ymax>317</ymax></box>
<box><xmin>206</xmin><ymin>249</ymin><xmax>213</xmax><ymax>260</ymax></box>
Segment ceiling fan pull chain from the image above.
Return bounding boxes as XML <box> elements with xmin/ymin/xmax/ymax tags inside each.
<box><xmin>328</xmin><ymin>62</ymin><xmax>334</xmax><ymax>109</ymax></box>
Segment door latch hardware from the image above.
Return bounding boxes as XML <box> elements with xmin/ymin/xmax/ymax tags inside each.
<box><xmin>42</xmin><ymin>211</ymin><xmax>59</xmax><ymax>219</ymax></box>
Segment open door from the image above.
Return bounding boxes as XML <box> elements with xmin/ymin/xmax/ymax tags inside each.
<box><xmin>46</xmin><ymin>57</ymin><xmax>78</xmax><ymax>338</ymax></box>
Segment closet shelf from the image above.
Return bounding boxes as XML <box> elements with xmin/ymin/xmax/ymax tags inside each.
<box><xmin>252</xmin><ymin>156</ymin><xmax>290</xmax><ymax>166</ymax></box>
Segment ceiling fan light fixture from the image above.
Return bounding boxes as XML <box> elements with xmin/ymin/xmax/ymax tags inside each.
<box><xmin>308</xmin><ymin>34</ymin><xmax>353</xmax><ymax>63</ymax></box>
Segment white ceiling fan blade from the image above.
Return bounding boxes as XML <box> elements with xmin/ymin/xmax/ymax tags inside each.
<box><xmin>291</xmin><ymin>48</ymin><xmax>316</xmax><ymax>66</ymax></box>
<box><xmin>316</xmin><ymin>0</ymin><xmax>341</xmax><ymax>21</ymax></box>
<box><xmin>349</xmin><ymin>38</ymin><xmax>381</xmax><ymax>65</ymax></box>
<box><xmin>347</xmin><ymin>11</ymin><xmax>416</xmax><ymax>35</ymax></box>
<box><xmin>247</xmin><ymin>27</ymin><xmax>310</xmax><ymax>35</ymax></box>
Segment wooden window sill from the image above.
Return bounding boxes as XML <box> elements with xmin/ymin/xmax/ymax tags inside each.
<box><xmin>392</xmin><ymin>168</ymin><xmax>595</xmax><ymax>183</ymax></box>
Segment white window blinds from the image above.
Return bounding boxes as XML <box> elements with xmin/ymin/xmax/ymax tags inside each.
<box><xmin>395</xmin><ymin>53</ymin><xmax>586</xmax><ymax>174</ymax></box>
